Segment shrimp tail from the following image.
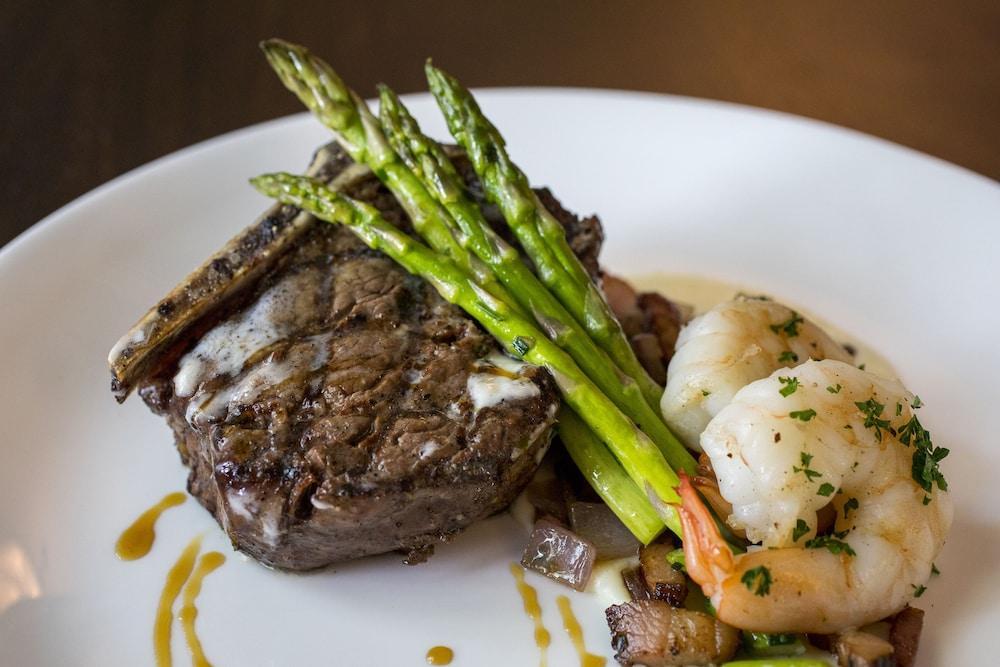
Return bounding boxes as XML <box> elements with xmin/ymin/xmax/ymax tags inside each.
<box><xmin>674</xmin><ymin>471</ymin><xmax>734</xmax><ymax>596</ymax></box>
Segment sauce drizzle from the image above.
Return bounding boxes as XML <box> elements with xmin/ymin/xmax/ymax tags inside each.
<box><xmin>556</xmin><ymin>595</ymin><xmax>606</xmax><ymax>667</ymax></box>
<box><xmin>116</xmin><ymin>491</ymin><xmax>186</xmax><ymax>561</ymax></box>
<box><xmin>510</xmin><ymin>563</ymin><xmax>550</xmax><ymax>667</ymax></box>
<box><xmin>425</xmin><ymin>645</ymin><xmax>454</xmax><ymax>665</ymax></box>
<box><xmin>179</xmin><ymin>551</ymin><xmax>227</xmax><ymax>667</ymax></box>
<box><xmin>154</xmin><ymin>535</ymin><xmax>202</xmax><ymax>667</ymax></box>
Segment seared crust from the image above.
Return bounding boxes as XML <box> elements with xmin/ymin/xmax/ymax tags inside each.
<box><xmin>116</xmin><ymin>142</ymin><xmax>604</xmax><ymax>569</ymax></box>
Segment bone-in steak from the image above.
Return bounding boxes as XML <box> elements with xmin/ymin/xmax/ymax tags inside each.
<box><xmin>110</xmin><ymin>143</ymin><xmax>604</xmax><ymax>570</ymax></box>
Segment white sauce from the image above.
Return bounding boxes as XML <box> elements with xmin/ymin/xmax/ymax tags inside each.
<box><xmin>484</xmin><ymin>352</ymin><xmax>529</xmax><ymax>374</ymax></box>
<box><xmin>418</xmin><ymin>440</ymin><xmax>443</xmax><ymax>460</ymax></box>
<box><xmin>466</xmin><ymin>354</ymin><xmax>541</xmax><ymax>412</ymax></box>
<box><xmin>184</xmin><ymin>334</ymin><xmax>331</xmax><ymax>428</ymax></box>
<box><xmin>260</xmin><ymin>509</ymin><xmax>281</xmax><ymax>547</ymax></box>
<box><xmin>107</xmin><ymin>324</ymin><xmax>149</xmax><ymax>364</ymax></box>
<box><xmin>226</xmin><ymin>489</ymin><xmax>257</xmax><ymax>521</ymax></box>
<box><xmin>467</xmin><ymin>373</ymin><xmax>540</xmax><ymax>411</ymax></box>
<box><xmin>173</xmin><ymin>271</ymin><xmax>316</xmax><ymax>398</ymax></box>
<box><xmin>586</xmin><ymin>556</ymin><xmax>640</xmax><ymax>606</ymax></box>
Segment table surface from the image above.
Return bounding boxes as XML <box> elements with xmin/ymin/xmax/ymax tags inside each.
<box><xmin>2</xmin><ymin>0</ymin><xmax>997</xmax><ymax>249</ymax></box>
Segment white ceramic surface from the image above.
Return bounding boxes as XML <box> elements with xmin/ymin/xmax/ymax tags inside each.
<box><xmin>1</xmin><ymin>89</ymin><xmax>998</xmax><ymax>666</ymax></box>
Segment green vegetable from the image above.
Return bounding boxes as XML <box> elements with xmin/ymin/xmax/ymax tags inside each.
<box><xmin>259</xmin><ymin>39</ymin><xmax>520</xmax><ymax>315</ymax></box>
<box><xmin>742</xmin><ymin>632</ymin><xmax>806</xmax><ymax>657</ymax></box>
<box><xmin>854</xmin><ymin>397</ymin><xmax>893</xmax><ymax>441</ymax></box>
<box><xmin>843</xmin><ymin>497</ymin><xmax>859</xmax><ymax>518</ymax></box>
<box><xmin>778</xmin><ymin>376</ymin><xmax>799</xmax><ymax>397</ymax></box>
<box><xmin>804</xmin><ymin>535</ymin><xmax>856</xmax><ymax>557</ymax></box>
<box><xmin>425</xmin><ymin>61</ymin><xmax>665</xmax><ymax>412</ymax></box>
<box><xmin>778</xmin><ymin>351</ymin><xmax>798</xmax><ymax>363</ymax></box>
<box><xmin>769</xmin><ymin>312</ymin><xmax>804</xmax><ymax>337</ymax></box>
<box><xmin>665</xmin><ymin>547</ymin><xmax>686</xmax><ymax>571</ymax></box>
<box><xmin>816</xmin><ymin>483</ymin><xmax>835</xmax><ymax>497</ymax></box>
<box><xmin>898</xmin><ymin>411</ymin><xmax>949</xmax><ymax>497</ymax></box>
<box><xmin>792</xmin><ymin>519</ymin><xmax>810</xmax><ymax>542</ymax></box>
<box><xmin>377</xmin><ymin>85</ymin><xmax>695</xmax><ymax>476</ymax></box>
<box><xmin>792</xmin><ymin>452</ymin><xmax>822</xmax><ymax>482</ymax></box>
<box><xmin>741</xmin><ymin>565</ymin><xmax>773</xmax><ymax>596</ymax></box>
<box><xmin>789</xmin><ymin>409</ymin><xmax>817</xmax><ymax>422</ymax></box>
<box><xmin>250</xmin><ymin>172</ymin><xmax>686</xmax><ymax>536</ymax></box>
<box><xmin>558</xmin><ymin>407</ymin><xmax>664</xmax><ymax>543</ymax></box>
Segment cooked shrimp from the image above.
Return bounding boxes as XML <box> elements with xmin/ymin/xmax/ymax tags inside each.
<box><xmin>661</xmin><ymin>297</ymin><xmax>852</xmax><ymax>450</ymax></box>
<box><xmin>677</xmin><ymin>360</ymin><xmax>952</xmax><ymax>633</ymax></box>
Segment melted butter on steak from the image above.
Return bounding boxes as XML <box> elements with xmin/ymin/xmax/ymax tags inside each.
<box><xmin>126</xmin><ymin>143</ymin><xmax>603</xmax><ymax>570</ymax></box>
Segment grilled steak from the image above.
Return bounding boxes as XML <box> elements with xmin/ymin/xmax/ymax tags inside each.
<box><xmin>109</xmin><ymin>142</ymin><xmax>604</xmax><ymax>570</ymax></box>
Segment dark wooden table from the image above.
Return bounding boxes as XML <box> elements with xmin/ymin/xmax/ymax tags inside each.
<box><xmin>3</xmin><ymin>1</ymin><xmax>997</xmax><ymax>248</ymax></box>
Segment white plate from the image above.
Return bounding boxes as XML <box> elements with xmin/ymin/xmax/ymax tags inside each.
<box><xmin>1</xmin><ymin>89</ymin><xmax>998</xmax><ymax>666</ymax></box>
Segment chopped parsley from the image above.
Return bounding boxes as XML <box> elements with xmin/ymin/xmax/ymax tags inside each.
<box><xmin>912</xmin><ymin>584</ymin><xmax>927</xmax><ymax>598</ymax></box>
<box><xmin>792</xmin><ymin>519</ymin><xmax>810</xmax><ymax>542</ymax></box>
<box><xmin>843</xmin><ymin>497</ymin><xmax>859</xmax><ymax>518</ymax></box>
<box><xmin>805</xmin><ymin>535</ymin><xmax>856</xmax><ymax>557</ymax></box>
<box><xmin>778</xmin><ymin>376</ymin><xmax>800</xmax><ymax>397</ymax></box>
<box><xmin>790</xmin><ymin>408</ymin><xmax>817</xmax><ymax>422</ymax></box>
<box><xmin>931</xmin><ymin>563</ymin><xmax>940</xmax><ymax>576</ymax></box>
<box><xmin>817</xmin><ymin>482</ymin><xmax>836</xmax><ymax>497</ymax></box>
<box><xmin>770</xmin><ymin>312</ymin><xmax>804</xmax><ymax>338</ymax></box>
<box><xmin>793</xmin><ymin>452</ymin><xmax>822</xmax><ymax>482</ymax></box>
<box><xmin>854</xmin><ymin>397</ymin><xmax>894</xmax><ymax>441</ymax></box>
<box><xmin>778</xmin><ymin>350</ymin><xmax>799</xmax><ymax>364</ymax></box>
<box><xmin>898</xmin><ymin>412</ymin><xmax>949</xmax><ymax>496</ymax></box>
<box><xmin>912</xmin><ymin>395</ymin><xmax>923</xmax><ymax>409</ymax></box>
<box><xmin>701</xmin><ymin>389</ymin><xmax>711</xmax><ymax>397</ymax></box>
<box><xmin>896</xmin><ymin>402</ymin><xmax>903</xmax><ymax>416</ymax></box>
<box><xmin>741</xmin><ymin>566</ymin><xmax>773</xmax><ymax>596</ymax></box>
<box><xmin>858</xmin><ymin>363</ymin><xmax>866</xmax><ymax>370</ymax></box>
<box><xmin>826</xmin><ymin>384</ymin><xmax>842</xmax><ymax>394</ymax></box>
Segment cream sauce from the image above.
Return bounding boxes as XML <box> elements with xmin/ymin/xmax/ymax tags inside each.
<box><xmin>585</xmin><ymin>556</ymin><xmax>639</xmax><ymax>607</ymax></box>
<box><xmin>468</xmin><ymin>354</ymin><xmax>540</xmax><ymax>411</ymax></box>
<box><xmin>510</xmin><ymin>563</ymin><xmax>551</xmax><ymax>667</ymax></box>
<box><xmin>173</xmin><ymin>269</ymin><xmax>319</xmax><ymax>398</ymax></box>
<box><xmin>115</xmin><ymin>492</ymin><xmax>186</xmax><ymax>561</ymax></box>
<box><xmin>178</xmin><ymin>551</ymin><xmax>227</xmax><ymax>667</ymax></box>
<box><xmin>627</xmin><ymin>272</ymin><xmax>896</xmax><ymax>378</ymax></box>
<box><xmin>555</xmin><ymin>595</ymin><xmax>606</xmax><ymax>667</ymax></box>
<box><xmin>185</xmin><ymin>333</ymin><xmax>331</xmax><ymax>427</ymax></box>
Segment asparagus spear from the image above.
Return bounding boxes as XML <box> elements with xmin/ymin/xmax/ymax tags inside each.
<box><xmin>259</xmin><ymin>39</ymin><xmax>520</xmax><ymax>315</ymax></box>
<box><xmin>378</xmin><ymin>85</ymin><xmax>695</xmax><ymax>476</ymax></box>
<box><xmin>425</xmin><ymin>63</ymin><xmax>664</xmax><ymax>411</ymax></box>
<box><xmin>558</xmin><ymin>407</ymin><xmax>665</xmax><ymax>543</ymax></box>
<box><xmin>251</xmin><ymin>172</ymin><xmax>684</xmax><ymax>537</ymax></box>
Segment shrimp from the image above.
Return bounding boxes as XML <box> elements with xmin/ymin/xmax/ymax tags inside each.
<box><xmin>677</xmin><ymin>360</ymin><xmax>952</xmax><ymax>633</ymax></box>
<box><xmin>661</xmin><ymin>297</ymin><xmax>852</xmax><ymax>450</ymax></box>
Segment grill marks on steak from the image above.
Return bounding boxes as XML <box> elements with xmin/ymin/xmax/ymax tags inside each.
<box><xmin>131</xmin><ymin>142</ymin><xmax>604</xmax><ymax>570</ymax></box>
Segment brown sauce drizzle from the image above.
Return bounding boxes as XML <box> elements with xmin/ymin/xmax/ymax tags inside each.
<box><xmin>179</xmin><ymin>551</ymin><xmax>227</xmax><ymax>667</ymax></box>
<box><xmin>556</xmin><ymin>595</ymin><xmax>606</xmax><ymax>667</ymax></box>
<box><xmin>425</xmin><ymin>645</ymin><xmax>454</xmax><ymax>665</ymax></box>
<box><xmin>509</xmin><ymin>563</ymin><xmax>550</xmax><ymax>667</ymax></box>
<box><xmin>476</xmin><ymin>359</ymin><xmax>521</xmax><ymax>379</ymax></box>
<box><xmin>116</xmin><ymin>491</ymin><xmax>187</xmax><ymax>560</ymax></box>
<box><xmin>154</xmin><ymin>535</ymin><xmax>203</xmax><ymax>667</ymax></box>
